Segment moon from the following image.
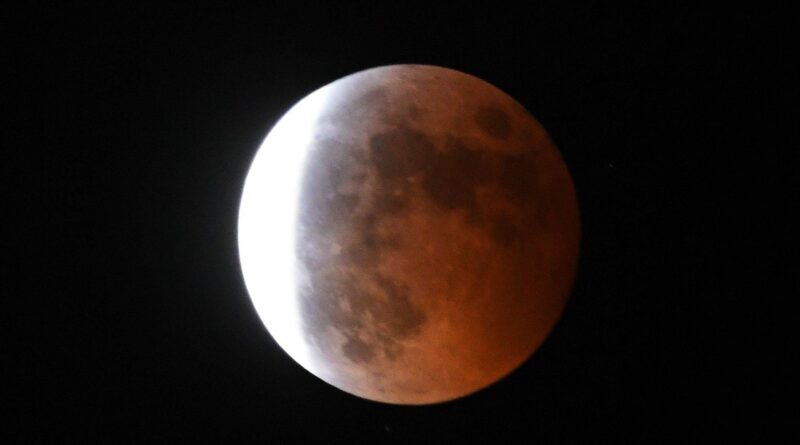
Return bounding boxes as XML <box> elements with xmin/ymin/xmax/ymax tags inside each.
<box><xmin>238</xmin><ymin>65</ymin><xmax>580</xmax><ymax>405</ymax></box>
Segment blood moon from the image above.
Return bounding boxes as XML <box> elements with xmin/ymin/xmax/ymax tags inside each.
<box><xmin>238</xmin><ymin>65</ymin><xmax>580</xmax><ymax>405</ymax></box>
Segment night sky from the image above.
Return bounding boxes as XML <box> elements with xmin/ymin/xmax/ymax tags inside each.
<box><xmin>9</xmin><ymin>3</ymin><xmax>788</xmax><ymax>442</ymax></box>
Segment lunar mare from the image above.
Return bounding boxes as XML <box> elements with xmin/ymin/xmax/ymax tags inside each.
<box><xmin>238</xmin><ymin>65</ymin><xmax>580</xmax><ymax>405</ymax></box>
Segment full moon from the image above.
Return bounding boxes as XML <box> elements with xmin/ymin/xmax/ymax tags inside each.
<box><xmin>238</xmin><ymin>65</ymin><xmax>580</xmax><ymax>405</ymax></box>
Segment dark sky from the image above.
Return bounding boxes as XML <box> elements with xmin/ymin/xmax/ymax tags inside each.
<box><xmin>9</xmin><ymin>3</ymin><xmax>789</xmax><ymax>442</ymax></box>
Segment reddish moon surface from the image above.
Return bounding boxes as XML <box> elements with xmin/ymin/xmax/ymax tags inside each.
<box><xmin>238</xmin><ymin>65</ymin><xmax>580</xmax><ymax>404</ymax></box>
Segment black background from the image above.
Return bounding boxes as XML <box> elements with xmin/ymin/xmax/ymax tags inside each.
<box><xmin>9</xmin><ymin>3</ymin><xmax>790</xmax><ymax>442</ymax></box>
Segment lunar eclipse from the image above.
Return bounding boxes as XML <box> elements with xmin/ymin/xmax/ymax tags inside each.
<box><xmin>238</xmin><ymin>65</ymin><xmax>580</xmax><ymax>404</ymax></box>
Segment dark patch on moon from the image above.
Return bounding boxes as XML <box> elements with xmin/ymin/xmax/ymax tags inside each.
<box><xmin>374</xmin><ymin>191</ymin><xmax>408</xmax><ymax>215</ymax></box>
<box><xmin>475</xmin><ymin>105</ymin><xmax>511</xmax><ymax>139</ymax></box>
<box><xmin>421</xmin><ymin>137</ymin><xmax>486</xmax><ymax>211</ymax></box>
<box><xmin>491</xmin><ymin>218</ymin><xmax>520</xmax><ymax>247</ymax></box>
<box><xmin>370</xmin><ymin>128</ymin><xmax>435</xmax><ymax>180</ymax></box>
<box><xmin>342</xmin><ymin>336</ymin><xmax>376</xmax><ymax>363</ymax></box>
<box><xmin>368</xmin><ymin>128</ymin><xmax>539</xmax><ymax>238</ymax></box>
<box><xmin>302</xmin><ymin>263</ymin><xmax>427</xmax><ymax>364</ymax></box>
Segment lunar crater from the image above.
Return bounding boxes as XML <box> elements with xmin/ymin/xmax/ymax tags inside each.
<box><xmin>475</xmin><ymin>105</ymin><xmax>512</xmax><ymax>139</ymax></box>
